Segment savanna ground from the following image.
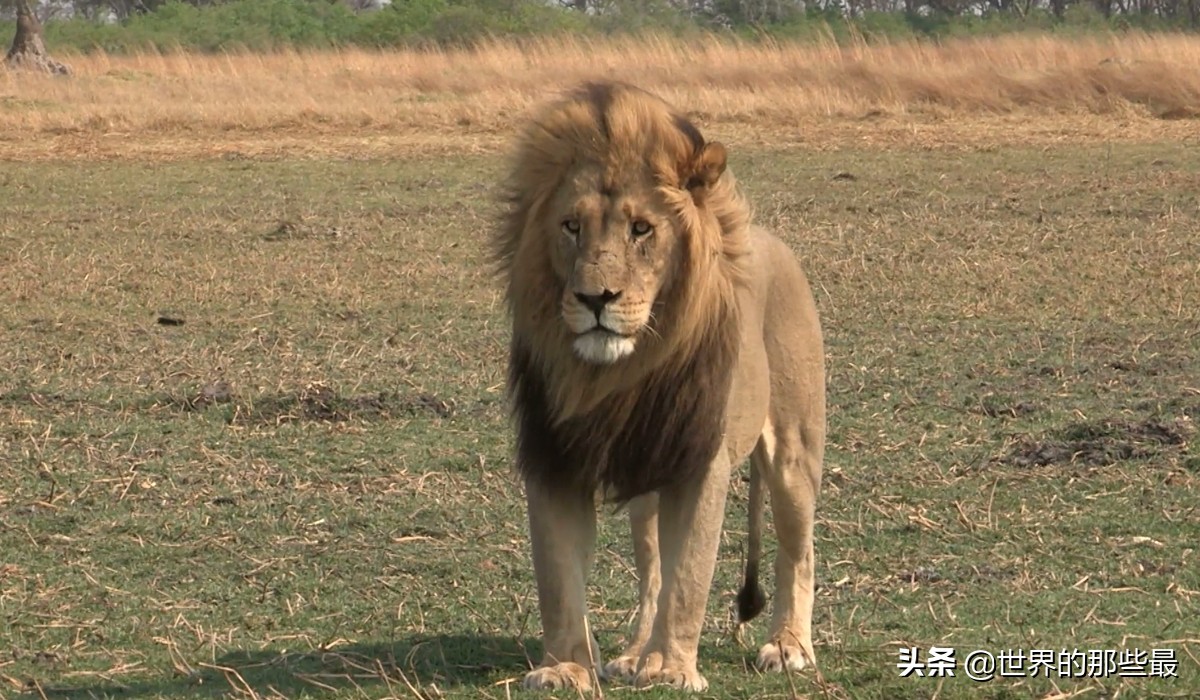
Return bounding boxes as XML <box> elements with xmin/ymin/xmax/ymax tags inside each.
<box><xmin>1</xmin><ymin>32</ymin><xmax>1199</xmax><ymax>700</ymax></box>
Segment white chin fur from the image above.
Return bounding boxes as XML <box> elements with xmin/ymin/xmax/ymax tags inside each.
<box><xmin>573</xmin><ymin>332</ymin><xmax>636</xmax><ymax>364</ymax></box>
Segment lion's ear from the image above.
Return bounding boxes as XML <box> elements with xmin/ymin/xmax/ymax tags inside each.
<box><xmin>685</xmin><ymin>142</ymin><xmax>727</xmax><ymax>198</ymax></box>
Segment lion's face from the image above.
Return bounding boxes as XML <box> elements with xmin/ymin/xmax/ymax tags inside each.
<box><xmin>497</xmin><ymin>82</ymin><xmax>736</xmax><ymax>379</ymax></box>
<box><xmin>547</xmin><ymin>165</ymin><xmax>684</xmax><ymax>365</ymax></box>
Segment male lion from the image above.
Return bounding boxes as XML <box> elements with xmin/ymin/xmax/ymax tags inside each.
<box><xmin>493</xmin><ymin>81</ymin><xmax>826</xmax><ymax>692</ymax></box>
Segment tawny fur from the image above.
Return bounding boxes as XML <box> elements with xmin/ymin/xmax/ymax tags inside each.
<box><xmin>494</xmin><ymin>81</ymin><xmax>827</xmax><ymax>692</ymax></box>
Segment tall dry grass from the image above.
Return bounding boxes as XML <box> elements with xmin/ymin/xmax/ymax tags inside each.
<box><xmin>2</xmin><ymin>32</ymin><xmax>1199</xmax><ymax>157</ymax></box>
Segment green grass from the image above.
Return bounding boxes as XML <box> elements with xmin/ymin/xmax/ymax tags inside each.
<box><xmin>1</xmin><ymin>143</ymin><xmax>1197</xmax><ymax>700</ymax></box>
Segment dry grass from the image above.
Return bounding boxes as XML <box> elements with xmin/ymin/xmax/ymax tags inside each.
<box><xmin>2</xmin><ymin>31</ymin><xmax>1200</xmax><ymax>160</ymax></box>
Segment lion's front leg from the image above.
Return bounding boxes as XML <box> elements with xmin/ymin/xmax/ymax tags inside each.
<box><xmin>523</xmin><ymin>480</ymin><xmax>601</xmax><ymax>691</ymax></box>
<box><xmin>633</xmin><ymin>453</ymin><xmax>732</xmax><ymax>692</ymax></box>
<box><xmin>603</xmin><ymin>493</ymin><xmax>661</xmax><ymax>682</ymax></box>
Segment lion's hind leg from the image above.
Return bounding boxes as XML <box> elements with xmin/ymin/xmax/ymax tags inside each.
<box><xmin>753</xmin><ymin>415</ymin><xmax>823</xmax><ymax>673</ymax></box>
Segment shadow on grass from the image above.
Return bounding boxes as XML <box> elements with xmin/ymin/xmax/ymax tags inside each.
<box><xmin>39</xmin><ymin>635</ymin><xmax>539</xmax><ymax>699</ymax></box>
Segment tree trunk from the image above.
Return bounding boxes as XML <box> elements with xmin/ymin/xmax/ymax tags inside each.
<box><xmin>6</xmin><ymin>0</ymin><xmax>72</xmax><ymax>75</ymax></box>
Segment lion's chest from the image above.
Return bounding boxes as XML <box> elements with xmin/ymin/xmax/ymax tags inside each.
<box><xmin>511</xmin><ymin>329</ymin><xmax>738</xmax><ymax>502</ymax></box>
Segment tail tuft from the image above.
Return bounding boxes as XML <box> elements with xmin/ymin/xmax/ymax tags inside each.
<box><xmin>736</xmin><ymin>568</ymin><xmax>767</xmax><ymax>622</ymax></box>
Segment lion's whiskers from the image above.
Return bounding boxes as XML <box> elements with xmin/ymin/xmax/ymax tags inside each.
<box><xmin>642</xmin><ymin>312</ymin><xmax>663</xmax><ymax>342</ymax></box>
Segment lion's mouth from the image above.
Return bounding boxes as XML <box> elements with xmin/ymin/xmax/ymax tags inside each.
<box><xmin>573</xmin><ymin>326</ymin><xmax>637</xmax><ymax>364</ymax></box>
<box><xmin>582</xmin><ymin>325</ymin><xmax>630</xmax><ymax>339</ymax></box>
<box><xmin>593</xmin><ymin>326</ymin><xmax>621</xmax><ymax>336</ymax></box>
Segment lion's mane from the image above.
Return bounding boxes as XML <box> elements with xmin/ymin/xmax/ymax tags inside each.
<box><xmin>493</xmin><ymin>81</ymin><xmax>752</xmax><ymax>502</ymax></box>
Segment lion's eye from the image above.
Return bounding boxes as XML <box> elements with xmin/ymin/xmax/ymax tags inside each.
<box><xmin>561</xmin><ymin>219</ymin><xmax>581</xmax><ymax>238</ymax></box>
<box><xmin>630</xmin><ymin>220</ymin><xmax>654</xmax><ymax>238</ymax></box>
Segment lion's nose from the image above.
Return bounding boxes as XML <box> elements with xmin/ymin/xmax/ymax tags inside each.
<box><xmin>575</xmin><ymin>290</ymin><xmax>622</xmax><ymax>317</ymax></box>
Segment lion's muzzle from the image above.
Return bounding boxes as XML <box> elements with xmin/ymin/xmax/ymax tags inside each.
<box><xmin>563</xmin><ymin>287</ymin><xmax>641</xmax><ymax>365</ymax></box>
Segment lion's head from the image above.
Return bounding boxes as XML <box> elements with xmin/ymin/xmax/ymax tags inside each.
<box><xmin>495</xmin><ymin>82</ymin><xmax>750</xmax><ymax>429</ymax></box>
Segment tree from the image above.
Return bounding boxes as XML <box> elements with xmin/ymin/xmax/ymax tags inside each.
<box><xmin>5</xmin><ymin>0</ymin><xmax>72</xmax><ymax>74</ymax></box>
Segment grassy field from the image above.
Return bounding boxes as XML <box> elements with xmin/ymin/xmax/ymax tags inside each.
<box><xmin>2</xmin><ymin>33</ymin><xmax>1199</xmax><ymax>700</ymax></box>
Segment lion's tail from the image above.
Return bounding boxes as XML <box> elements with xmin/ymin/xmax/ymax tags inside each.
<box><xmin>736</xmin><ymin>458</ymin><xmax>767</xmax><ymax>623</ymax></box>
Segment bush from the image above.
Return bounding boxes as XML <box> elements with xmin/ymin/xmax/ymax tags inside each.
<box><xmin>351</xmin><ymin>0</ymin><xmax>450</xmax><ymax>47</ymax></box>
<box><xmin>6</xmin><ymin>0</ymin><xmax>1198</xmax><ymax>55</ymax></box>
<box><xmin>121</xmin><ymin>0</ymin><xmax>359</xmax><ymax>51</ymax></box>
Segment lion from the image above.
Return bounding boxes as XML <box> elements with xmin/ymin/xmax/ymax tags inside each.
<box><xmin>493</xmin><ymin>81</ymin><xmax>826</xmax><ymax>692</ymax></box>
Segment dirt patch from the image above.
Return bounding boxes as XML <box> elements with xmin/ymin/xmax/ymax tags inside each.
<box><xmin>262</xmin><ymin>219</ymin><xmax>346</xmax><ymax>242</ymax></box>
<box><xmin>963</xmin><ymin>564</ymin><xmax>1016</xmax><ymax>583</ymax></box>
<box><xmin>1002</xmin><ymin>417</ymin><xmax>1192</xmax><ymax>468</ymax></box>
<box><xmin>973</xmin><ymin>393</ymin><xmax>1038</xmax><ymax>418</ymax></box>
<box><xmin>894</xmin><ymin>567</ymin><xmax>945</xmax><ymax>584</ymax></box>
<box><xmin>291</xmin><ymin>384</ymin><xmax>456</xmax><ymax>421</ymax></box>
<box><xmin>160</xmin><ymin>381</ymin><xmax>456</xmax><ymax>424</ymax></box>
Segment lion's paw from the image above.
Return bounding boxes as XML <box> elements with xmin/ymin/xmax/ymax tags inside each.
<box><xmin>522</xmin><ymin>662</ymin><xmax>594</xmax><ymax>691</ymax></box>
<box><xmin>601</xmin><ymin>655</ymin><xmax>640</xmax><ymax>682</ymax></box>
<box><xmin>756</xmin><ymin>641</ymin><xmax>813</xmax><ymax>673</ymax></box>
<box><xmin>635</xmin><ymin>665</ymin><xmax>708</xmax><ymax>692</ymax></box>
